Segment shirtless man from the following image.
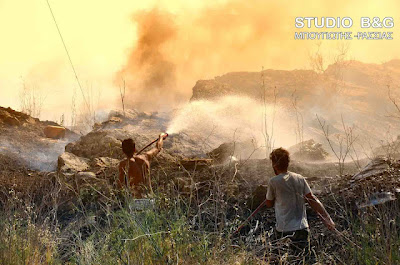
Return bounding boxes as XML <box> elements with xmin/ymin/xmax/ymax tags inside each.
<box><xmin>118</xmin><ymin>134</ymin><xmax>166</xmax><ymax>198</ymax></box>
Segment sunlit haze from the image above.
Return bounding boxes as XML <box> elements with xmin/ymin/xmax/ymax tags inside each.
<box><xmin>0</xmin><ymin>0</ymin><xmax>399</xmax><ymax>121</ymax></box>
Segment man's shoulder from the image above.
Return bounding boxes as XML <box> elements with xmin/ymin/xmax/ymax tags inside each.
<box><xmin>269</xmin><ymin>175</ymin><xmax>279</xmax><ymax>183</ymax></box>
<box><xmin>119</xmin><ymin>158</ymin><xmax>136</xmax><ymax>166</ymax></box>
<box><xmin>270</xmin><ymin>172</ymin><xmax>305</xmax><ymax>184</ymax></box>
<box><xmin>269</xmin><ymin>173</ymin><xmax>285</xmax><ymax>184</ymax></box>
<box><xmin>133</xmin><ymin>155</ymin><xmax>148</xmax><ymax>164</ymax></box>
<box><xmin>288</xmin><ymin>171</ymin><xmax>305</xmax><ymax>179</ymax></box>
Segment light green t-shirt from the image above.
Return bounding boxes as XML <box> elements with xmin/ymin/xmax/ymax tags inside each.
<box><xmin>266</xmin><ymin>171</ymin><xmax>312</xmax><ymax>232</ymax></box>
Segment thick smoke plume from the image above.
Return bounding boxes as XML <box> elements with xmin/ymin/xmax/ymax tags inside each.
<box><xmin>116</xmin><ymin>0</ymin><xmax>399</xmax><ymax>112</ymax></box>
<box><xmin>116</xmin><ymin>9</ymin><xmax>180</xmax><ymax>111</ymax></box>
<box><xmin>115</xmin><ymin>1</ymin><xmax>285</xmax><ymax>110</ymax></box>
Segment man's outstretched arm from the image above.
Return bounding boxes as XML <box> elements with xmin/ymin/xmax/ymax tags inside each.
<box><xmin>145</xmin><ymin>134</ymin><xmax>166</xmax><ymax>161</ymax></box>
<box><xmin>305</xmin><ymin>192</ymin><xmax>335</xmax><ymax>230</ymax></box>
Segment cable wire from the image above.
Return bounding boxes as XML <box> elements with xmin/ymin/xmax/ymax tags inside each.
<box><xmin>46</xmin><ymin>0</ymin><xmax>91</xmax><ymax>112</ymax></box>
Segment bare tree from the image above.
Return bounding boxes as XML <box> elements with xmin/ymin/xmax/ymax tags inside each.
<box><xmin>348</xmin><ymin>140</ymin><xmax>362</xmax><ymax>170</ymax></box>
<box><xmin>376</xmin><ymin>125</ymin><xmax>400</xmax><ymax>160</ymax></box>
<box><xmin>309</xmin><ymin>42</ymin><xmax>326</xmax><ymax>74</ymax></box>
<box><xmin>70</xmin><ymin>87</ymin><xmax>77</xmax><ymax>130</ymax></box>
<box><xmin>75</xmin><ymin>82</ymin><xmax>102</xmax><ymax>133</ymax></box>
<box><xmin>388</xmin><ymin>85</ymin><xmax>400</xmax><ymax>119</ymax></box>
<box><xmin>260</xmin><ymin>67</ymin><xmax>277</xmax><ymax>157</ymax></box>
<box><xmin>331</xmin><ymin>42</ymin><xmax>352</xmax><ymax>94</ymax></box>
<box><xmin>19</xmin><ymin>80</ymin><xmax>46</xmax><ymax>119</ymax></box>
<box><xmin>119</xmin><ymin>79</ymin><xmax>126</xmax><ymax>117</ymax></box>
<box><xmin>380</xmin><ymin>84</ymin><xmax>400</xmax><ymax>158</ymax></box>
<box><xmin>291</xmin><ymin>89</ymin><xmax>304</xmax><ymax>151</ymax></box>
<box><xmin>316</xmin><ymin>114</ymin><xmax>357</xmax><ymax>175</ymax></box>
<box><xmin>59</xmin><ymin>114</ymin><xmax>65</xmax><ymax>126</ymax></box>
<box><xmin>309</xmin><ymin>42</ymin><xmax>352</xmax><ymax>93</ymax></box>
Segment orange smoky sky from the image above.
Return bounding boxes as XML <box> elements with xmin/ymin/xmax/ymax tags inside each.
<box><xmin>0</xmin><ymin>0</ymin><xmax>399</xmax><ymax>119</ymax></box>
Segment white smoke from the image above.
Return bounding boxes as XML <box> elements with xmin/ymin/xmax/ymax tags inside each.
<box><xmin>0</xmin><ymin>137</ymin><xmax>72</xmax><ymax>171</ymax></box>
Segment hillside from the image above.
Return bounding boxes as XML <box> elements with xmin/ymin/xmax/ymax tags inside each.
<box><xmin>191</xmin><ymin>60</ymin><xmax>400</xmax><ymax>103</ymax></box>
<box><xmin>190</xmin><ymin>60</ymin><xmax>400</xmax><ymax>154</ymax></box>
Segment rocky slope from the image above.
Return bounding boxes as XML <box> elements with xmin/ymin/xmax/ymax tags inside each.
<box><xmin>0</xmin><ymin>107</ymin><xmax>79</xmax><ymax>171</ymax></box>
<box><xmin>190</xmin><ymin>60</ymin><xmax>400</xmax><ymax>155</ymax></box>
<box><xmin>191</xmin><ymin>60</ymin><xmax>400</xmax><ymax>104</ymax></box>
<box><xmin>63</xmin><ymin>109</ymin><xmax>212</xmax><ymax>163</ymax></box>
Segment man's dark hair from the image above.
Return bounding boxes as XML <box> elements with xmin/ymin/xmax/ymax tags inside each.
<box><xmin>122</xmin><ymin>138</ymin><xmax>135</xmax><ymax>157</ymax></box>
<box><xmin>269</xmin><ymin>148</ymin><xmax>290</xmax><ymax>171</ymax></box>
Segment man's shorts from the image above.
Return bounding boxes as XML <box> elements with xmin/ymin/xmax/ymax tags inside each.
<box><xmin>274</xmin><ymin>228</ymin><xmax>311</xmax><ymax>255</ymax></box>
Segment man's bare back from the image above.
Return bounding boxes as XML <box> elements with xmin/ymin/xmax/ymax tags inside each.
<box><xmin>118</xmin><ymin>135</ymin><xmax>165</xmax><ymax>198</ymax></box>
<box><xmin>119</xmin><ymin>155</ymin><xmax>150</xmax><ymax>197</ymax></box>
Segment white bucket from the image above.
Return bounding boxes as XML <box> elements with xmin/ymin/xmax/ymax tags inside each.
<box><xmin>129</xmin><ymin>198</ymin><xmax>155</xmax><ymax>211</ymax></box>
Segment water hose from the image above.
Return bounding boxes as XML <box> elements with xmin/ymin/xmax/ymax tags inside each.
<box><xmin>137</xmin><ymin>133</ymin><xmax>168</xmax><ymax>155</ymax></box>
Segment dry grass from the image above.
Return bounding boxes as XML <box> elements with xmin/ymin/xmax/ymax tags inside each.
<box><xmin>0</xmin><ymin>157</ymin><xmax>398</xmax><ymax>264</ymax></box>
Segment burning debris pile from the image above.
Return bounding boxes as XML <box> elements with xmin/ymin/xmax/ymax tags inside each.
<box><xmin>373</xmin><ymin>135</ymin><xmax>400</xmax><ymax>159</ymax></box>
<box><xmin>288</xmin><ymin>139</ymin><xmax>329</xmax><ymax>161</ymax></box>
<box><xmin>90</xmin><ymin>109</ymin><xmax>215</xmax><ymax>159</ymax></box>
<box><xmin>315</xmin><ymin>157</ymin><xmax>400</xmax><ymax>214</ymax></box>
<box><xmin>65</xmin><ymin>130</ymin><xmax>156</xmax><ymax>161</ymax></box>
<box><xmin>62</xmin><ymin>106</ymin><xmax>264</xmax><ymax>176</ymax></box>
<box><xmin>59</xmin><ymin>111</ymin><xmax>197</xmax><ymax>176</ymax></box>
<box><xmin>207</xmin><ymin>140</ymin><xmax>264</xmax><ymax>164</ymax></box>
<box><xmin>54</xmin><ymin>109</ymin><xmax>221</xmax><ymax>195</ymax></box>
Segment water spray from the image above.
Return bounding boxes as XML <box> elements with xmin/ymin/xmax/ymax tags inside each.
<box><xmin>137</xmin><ymin>133</ymin><xmax>169</xmax><ymax>155</ymax></box>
